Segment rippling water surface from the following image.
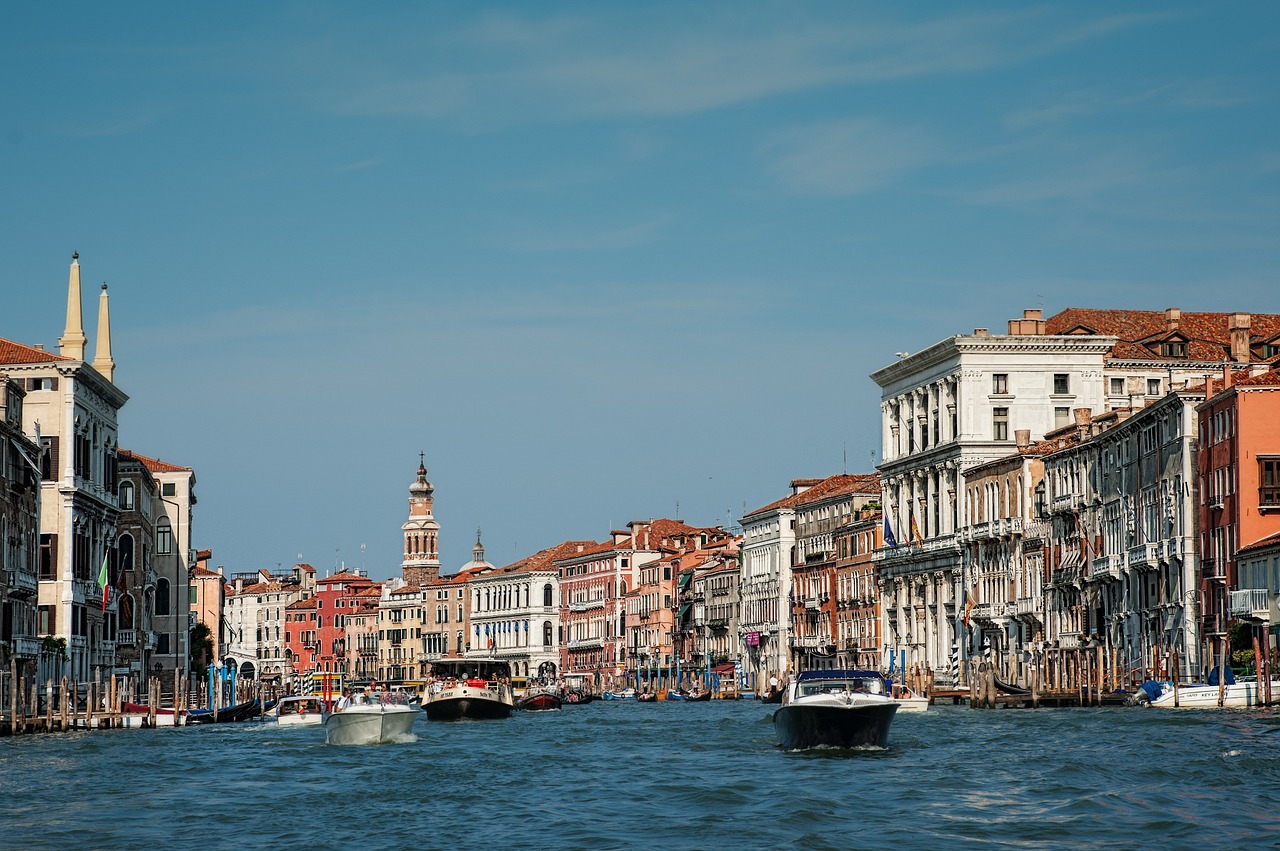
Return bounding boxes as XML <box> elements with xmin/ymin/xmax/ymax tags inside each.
<box><xmin>3</xmin><ymin>701</ymin><xmax>1279</xmax><ymax>849</ymax></box>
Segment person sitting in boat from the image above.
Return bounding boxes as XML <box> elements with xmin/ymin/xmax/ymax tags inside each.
<box><xmin>336</xmin><ymin>688</ymin><xmax>353</xmax><ymax>711</ymax></box>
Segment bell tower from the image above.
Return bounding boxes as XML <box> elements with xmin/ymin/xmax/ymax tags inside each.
<box><xmin>401</xmin><ymin>453</ymin><xmax>441</xmax><ymax>586</ymax></box>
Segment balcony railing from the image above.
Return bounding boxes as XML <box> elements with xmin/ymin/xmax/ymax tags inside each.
<box><xmin>117</xmin><ymin>629</ymin><xmax>138</xmax><ymax>646</ymax></box>
<box><xmin>1228</xmin><ymin>589</ymin><xmax>1272</xmax><ymax>621</ymax></box>
<box><xmin>1202</xmin><ymin>559</ymin><xmax>1227</xmax><ymax>581</ymax></box>
<box><xmin>569</xmin><ymin>599</ymin><xmax>604</xmax><ymax>612</ymax></box>
<box><xmin>1015</xmin><ymin>597</ymin><xmax>1038</xmax><ymax>618</ymax></box>
<box><xmin>791</xmin><ymin>635</ymin><xmax>820</xmax><ymax>649</ymax></box>
<box><xmin>4</xmin><ymin>567</ymin><xmax>38</xmax><ymax>597</ymax></box>
<box><xmin>73</xmin><ymin>578</ymin><xmax>102</xmax><ymax>603</ymax></box>
<box><xmin>12</xmin><ymin>636</ymin><xmax>41</xmax><ymax>658</ymax></box>
<box><xmin>568</xmin><ymin>637</ymin><xmax>603</xmax><ymax>650</ymax></box>
<box><xmin>1090</xmin><ymin>554</ymin><xmax>1124</xmax><ymax>581</ymax></box>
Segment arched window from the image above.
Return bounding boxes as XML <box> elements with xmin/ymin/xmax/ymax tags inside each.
<box><xmin>119</xmin><ymin>481</ymin><xmax>134</xmax><ymax>510</ymax></box>
<box><xmin>156</xmin><ymin>520</ymin><xmax>172</xmax><ymax>555</ymax></box>
<box><xmin>155</xmin><ymin>577</ymin><xmax>171</xmax><ymax>615</ymax></box>
<box><xmin>543</xmin><ymin>583</ymin><xmax>553</xmax><ymax>607</ymax></box>
<box><xmin>118</xmin><ymin>533</ymin><xmax>134</xmax><ymax>573</ymax></box>
<box><xmin>543</xmin><ymin>621</ymin><xmax>553</xmax><ymax>647</ymax></box>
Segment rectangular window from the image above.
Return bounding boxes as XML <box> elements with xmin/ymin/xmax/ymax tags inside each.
<box><xmin>190</xmin><ymin>586</ymin><xmax>198</xmax><ymax>604</ymax></box>
<box><xmin>1147</xmin><ymin>378</ymin><xmax>1162</xmax><ymax>396</ymax></box>
<box><xmin>157</xmin><ymin>633</ymin><xmax>170</xmax><ymax>655</ymax></box>
<box><xmin>1261</xmin><ymin>458</ymin><xmax>1280</xmax><ymax>507</ymax></box>
<box><xmin>39</xmin><ymin>534</ymin><xmax>57</xmax><ymax>580</ymax></box>
<box><xmin>993</xmin><ymin>408</ymin><xmax>1009</xmax><ymax>441</ymax></box>
<box><xmin>1053</xmin><ymin>374</ymin><xmax>1070</xmax><ymax>395</ymax></box>
<box><xmin>1055</xmin><ymin>407</ymin><xmax>1070</xmax><ymax>429</ymax></box>
<box><xmin>1110</xmin><ymin>377</ymin><xmax>1125</xmax><ymax>395</ymax></box>
<box><xmin>162</xmin><ymin>482</ymin><xmax>177</xmax><ymax>497</ymax></box>
<box><xmin>156</xmin><ymin>526</ymin><xmax>172</xmax><ymax>555</ymax></box>
<box><xmin>992</xmin><ymin>374</ymin><xmax>1008</xmax><ymax>394</ymax></box>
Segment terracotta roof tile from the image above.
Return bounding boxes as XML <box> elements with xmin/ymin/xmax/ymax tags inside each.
<box><xmin>1046</xmin><ymin>308</ymin><xmax>1280</xmax><ymax>364</ymax></box>
<box><xmin>499</xmin><ymin>540</ymin><xmax>597</xmax><ymax>574</ymax></box>
<box><xmin>0</xmin><ymin>338</ymin><xmax>72</xmax><ymax>365</ymax></box>
<box><xmin>118</xmin><ymin>449</ymin><xmax>191</xmax><ymax>473</ymax></box>
<box><xmin>745</xmin><ymin>473</ymin><xmax>881</xmax><ymax>519</ymax></box>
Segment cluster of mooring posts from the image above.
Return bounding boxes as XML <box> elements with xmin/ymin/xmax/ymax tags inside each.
<box><xmin>930</xmin><ymin>644</ymin><xmax>1141</xmax><ymax>708</ymax></box>
<box><xmin>2</xmin><ymin>660</ymin><xmax>193</xmax><ymax>735</ymax></box>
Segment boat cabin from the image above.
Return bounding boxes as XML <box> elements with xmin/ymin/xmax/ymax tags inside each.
<box><xmin>427</xmin><ymin>658</ymin><xmax>511</xmax><ymax>687</ymax></box>
<box><xmin>794</xmin><ymin>670</ymin><xmax>887</xmax><ymax>698</ymax></box>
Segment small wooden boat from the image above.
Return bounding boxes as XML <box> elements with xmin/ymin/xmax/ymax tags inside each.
<box><xmin>185</xmin><ymin>699</ymin><xmax>261</xmax><ymax>725</ymax></box>
<box><xmin>519</xmin><ymin>689</ymin><xmax>562</xmax><ymax>711</ymax></box>
<box><xmin>685</xmin><ymin>690</ymin><xmax>712</xmax><ymax>702</ymax></box>
<box><xmin>636</xmin><ymin>691</ymin><xmax>658</xmax><ymax>702</ymax></box>
<box><xmin>561</xmin><ymin>690</ymin><xmax>594</xmax><ymax>705</ymax></box>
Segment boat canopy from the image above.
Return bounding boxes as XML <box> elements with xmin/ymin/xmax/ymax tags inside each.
<box><xmin>427</xmin><ymin>658</ymin><xmax>511</xmax><ymax>680</ymax></box>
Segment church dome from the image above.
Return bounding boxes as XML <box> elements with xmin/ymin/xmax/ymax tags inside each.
<box><xmin>409</xmin><ymin>459</ymin><xmax>433</xmax><ymax>496</ymax></box>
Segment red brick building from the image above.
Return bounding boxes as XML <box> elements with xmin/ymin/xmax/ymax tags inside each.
<box><xmin>1197</xmin><ymin>367</ymin><xmax>1280</xmax><ymax>651</ymax></box>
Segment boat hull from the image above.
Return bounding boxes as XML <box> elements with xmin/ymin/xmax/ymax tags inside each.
<box><xmin>561</xmin><ymin>691</ymin><xmax>594</xmax><ymax>705</ymax></box>
<box><xmin>773</xmin><ymin>702</ymin><xmax>898</xmax><ymax>750</ymax></box>
<box><xmin>1149</xmin><ymin>680</ymin><xmax>1280</xmax><ymax>709</ymax></box>
<box><xmin>423</xmin><ymin>685</ymin><xmax>514</xmax><ymax>720</ymax></box>
<box><xmin>324</xmin><ymin>705</ymin><xmax>418</xmax><ymax>745</ymax></box>
<box><xmin>519</xmin><ymin>692</ymin><xmax>562</xmax><ymax>711</ymax></box>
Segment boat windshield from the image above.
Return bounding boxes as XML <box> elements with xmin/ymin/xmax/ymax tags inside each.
<box><xmin>798</xmin><ymin>677</ymin><xmax>884</xmax><ymax>697</ymax></box>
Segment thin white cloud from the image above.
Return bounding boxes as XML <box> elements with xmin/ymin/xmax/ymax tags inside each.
<box><xmin>1005</xmin><ymin>79</ymin><xmax>1251</xmax><ymax>131</ymax></box>
<box><xmin>766</xmin><ymin>118</ymin><xmax>936</xmax><ymax>196</ymax></box>
<box><xmin>297</xmin><ymin>7</ymin><xmax>1175</xmax><ymax>124</ymax></box>
<box><xmin>961</xmin><ymin>150</ymin><xmax>1156</xmax><ymax>206</ymax></box>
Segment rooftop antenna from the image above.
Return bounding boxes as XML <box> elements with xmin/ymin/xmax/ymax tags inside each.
<box><xmin>675</xmin><ymin>499</ymin><xmax>680</xmax><ymax>521</ymax></box>
<box><xmin>360</xmin><ymin>543</ymin><xmax>366</xmax><ymax>571</ymax></box>
<box><xmin>843</xmin><ymin>442</ymin><xmax>847</xmax><ymax>474</ymax></box>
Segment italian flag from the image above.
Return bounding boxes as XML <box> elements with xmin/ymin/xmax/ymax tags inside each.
<box><xmin>98</xmin><ymin>554</ymin><xmax>110</xmax><ymax>612</ymax></box>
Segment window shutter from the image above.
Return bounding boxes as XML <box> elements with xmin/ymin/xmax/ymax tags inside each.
<box><xmin>49</xmin><ymin>377</ymin><xmax>58</xmax><ymax>391</ymax></box>
<box><xmin>49</xmin><ymin>533</ymin><xmax>58</xmax><ymax>575</ymax></box>
<box><xmin>45</xmin><ymin>437</ymin><xmax>59</xmax><ymax>481</ymax></box>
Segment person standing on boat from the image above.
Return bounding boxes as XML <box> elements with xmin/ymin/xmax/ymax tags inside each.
<box><xmin>769</xmin><ymin>673</ymin><xmax>780</xmax><ymax>696</ymax></box>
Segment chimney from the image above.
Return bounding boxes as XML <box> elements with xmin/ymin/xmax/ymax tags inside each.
<box><xmin>1015</xmin><ymin>429</ymin><xmax>1031</xmax><ymax>449</ymax></box>
<box><xmin>1222</xmin><ymin>362</ymin><xmax>1234</xmax><ymax>389</ymax></box>
<box><xmin>33</xmin><ymin>344</ymin><xmax>44</xmax><ymax>351</ymax></box>
<box><xmin>1072</xmin><ymin>408</ymin><xmax>1093</xmax><ymax>427</ymax></box>
<box><xmin>1230</xmin><ymin>313</ymin><xmax>1251</xmax><ymax>363</ymax></box>
<box><xmin>1007</xmin><ymin>309</ymin><xmax>1046</xmax><ymax>336</ymax></box>
<box><xmin>1205</xmin><ymin>375</ymin><xmax>1215</xmax><ymax>398</ymax></box>
<box><xmin>1165</xmin><ymin>307</ymin><xmax>1181</xmax><ymax>332</ymax></box>
<box><xmin>974</xmin><ymin>328</ymin><xmax>989</xmax><ymax>337</ymax></box>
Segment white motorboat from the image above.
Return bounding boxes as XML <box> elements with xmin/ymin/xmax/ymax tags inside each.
<box><xmin>323</xmin><ymin>694</ymin><xmax>418</xmax><ymax>745</ymax></box>
<box><xmin>270</xmin><ymin>695</ymin><xmax>326</xmax><ymax>726</ymax></box>
<box><xmin>773</xmin><ymin>670</ymin><xmax>898</xmax><ymax>750</ymax></box>
<box><xmin>1141</xmin><ymin>679</ymin><xmax>1280</xmax><ymax>709</ymax></box>
<box><xmin>889</xmin><ymin>684</ymin><xmax>930</xmax><ymax>713</ymax></box>
<box><xmin>421</xmin><ymin>659</ymin><xmax>515</xmax><ymax>721</ymax></box>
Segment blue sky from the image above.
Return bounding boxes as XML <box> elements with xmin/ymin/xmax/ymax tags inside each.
<box><xmin>2</xmin><ymin>3</ymin><xmax>1277</xmax><ymax>578</ymax></box>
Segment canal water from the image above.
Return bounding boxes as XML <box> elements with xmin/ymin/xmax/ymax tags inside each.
<box><xmin>3</xmin><ymin>701</ymin><xmax>1278</xmax><ymax>849</ymax></box>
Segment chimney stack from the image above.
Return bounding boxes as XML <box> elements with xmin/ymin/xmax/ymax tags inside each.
<box><xmin>1165</xmin><ymin>307</ymin><xmax>1181</xmax><ymax>332</ymax></box>
<box><xmin>1230</xmin><ymin>313</ymin><xmax>1252</xmax><ymax>363</ymax></box>
<box><xmin>1007</xmin><ymin>309</ymin><xmax>1047</xmax><ymax>336</ymax></box>
<box><xmin>973</xmin><ymin>328</ymin><xmax>989</xmax><ymax>337</ymax></box>
<box><xmin>1222</xmin><ymin>362</ymin><xmax>1234</xmax><ymax>389</ymax></box>
<box><xmin>1014</xmin><ymin>429</ymin><xmax>1031</xmax><ymax>449</ymax></box>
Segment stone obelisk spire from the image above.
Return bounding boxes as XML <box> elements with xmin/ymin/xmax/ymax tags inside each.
<box><xmin>58</xmin><ymin>252</ymin><xmax>87</xmax><ymax>361</ymax></box>
<box><xmin>92</xmin><ymin>282</ymin><xmax>115</xmax><ymax>382</ymax></box>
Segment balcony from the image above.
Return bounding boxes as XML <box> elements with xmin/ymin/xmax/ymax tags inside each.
<box><xmin>4</xmin><ymin>567</ymin><xmax>38</xmax><ymax>598</ymax></box>
<box><xmin>1229</xmin><ymin>589</ymin><xmax>1272</xmax><ymax>622</ymax></box>
<box><xmin>569</xmin><ymin>599</ymin><xmax>604</xmax><ymax>613</ymax></box>
<box><xmin>143</xmin><ymin>631</ymin><xmax>158</xmax><ymax>651</ymax></box>
<box><xmin>791</xmin><ymin>635</ymin><xmax>820</xmax><ymax>649</ymax></box>
<box><xmin>1201</xmin><ymin>559</ymin><xmax>1227</xmax><ymax>581</ymax></box>
<box><xmin>568</xmin><ymin>637</ymin><xmax>603</xmax><ymax>650</ymax></box>
<box><xmin>1057</xmin><ymin>632</ymin><xmax>1081</xmax><ymax>650</ymax></box>
<box><xmin>1052</xmin><ymin>491</ymin><xmax>1082</xmax><ymax>512</ymax></box>
<box><xmin>970</xmin><ymin>603</ymin><xmax>994</xmax><ymax>622</ymax></box>
<box><xmin>12</xmin><ymin>635</ymin><xmax>41</xmax><ymax>658</ymax></box>
<box><xmin>1090</xmin><ymin>554</ymin><xmax>1124</xmax><ymax>582</ymax></box>
<box><xmin>804</xmin><ymin>599</ymin><xmax>821</xmax><ymax>611</ymax></box>
<box><xmin>1015</xmin><ymin>597</ymin><xmax>1038</xmax><ymax>619</ymax></box>
<box><xmin>998</xmin><ymin>518</ymin><xmax>1023</xmax><ymax>537</ymax></box>
<box><xmin>73</xmin><ymin>577</ymin><xmax>103</xmax><ymax>603</ymax></box>
<box><xmin>117</xmin><ymin>629</ymin><xmax>138</xmax><ymax>646</ymax></box>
